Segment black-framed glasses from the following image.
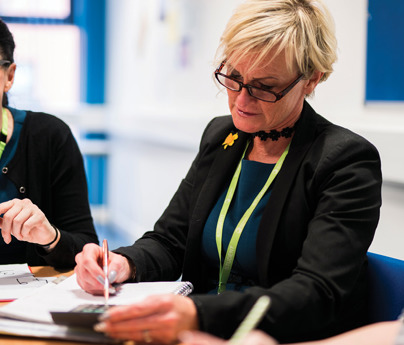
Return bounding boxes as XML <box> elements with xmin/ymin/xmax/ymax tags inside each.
<box><xmin>0</xmin><ymin>60</ymin><xmax>11</xmax><ymax>67</ymax></box>
<box><xmin>215</xmin><ymin>61</ymin><xmax>304</xmax><ymax>103</ymax></box>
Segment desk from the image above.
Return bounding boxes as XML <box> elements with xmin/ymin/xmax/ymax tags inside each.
<box><xmin>0</xmin><ymin>266</ymin><xmax>93</xmax><ymax>345</ymax></box>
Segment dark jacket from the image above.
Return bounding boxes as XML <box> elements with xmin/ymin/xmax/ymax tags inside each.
<box><xmin>115</xmin><ymin>101</ymin><xmax>382</xmax><ymax>342</ymax></box>
<box><xmin>4</xmin><ymin>110</ymin><xmax>98</xmax><ymax>268</ymax></box>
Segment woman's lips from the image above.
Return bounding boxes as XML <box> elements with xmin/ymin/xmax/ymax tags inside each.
<box><xmin>237</xmin><ymin>108</ymin><xmax>258</xmax><ymax>117</ymax></box>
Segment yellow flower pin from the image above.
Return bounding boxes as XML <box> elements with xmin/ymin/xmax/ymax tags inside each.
<box><xmin>222</xmin><ymin>132</ymin><xmax>238</xmax><ymax>149</ymax></box>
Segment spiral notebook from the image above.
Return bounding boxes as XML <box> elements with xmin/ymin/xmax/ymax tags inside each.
<box><xmin>0</xmin><ymin>274</ymin><xmax>193</xmax><ymax>342</ymax></box>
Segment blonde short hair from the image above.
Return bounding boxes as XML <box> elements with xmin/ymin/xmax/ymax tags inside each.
<box><xmin>216</xmin><ymin>0</ymin><xmax>337</xmax><ymax>82</ymax></box>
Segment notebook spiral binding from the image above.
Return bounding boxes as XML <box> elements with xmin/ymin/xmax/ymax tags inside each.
<box><xmin>174</xmin><ymin>281</ymin><xmax>194</xmax><ymax>296</ymax></box>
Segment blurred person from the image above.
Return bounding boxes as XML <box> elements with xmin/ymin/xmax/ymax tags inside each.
<box><xmin>0</xmin><ymin>18</ymin><xmax>98</xmax><ymax>268</ymax></box>
<box><xmin>75</xmin><ymin>0</ymin><xmax>382</xmax><ymax>343</ymax></box>
<box><xmin>180</xmin><ymin>321</ymin><xmax>402</xmax><ymax>345</ymax></box>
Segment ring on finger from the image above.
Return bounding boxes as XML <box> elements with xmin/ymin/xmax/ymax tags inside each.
<box><xmin>143</xmin><ymin>329</ymin><xmax>152</xmax><ymax>343</ymax></box>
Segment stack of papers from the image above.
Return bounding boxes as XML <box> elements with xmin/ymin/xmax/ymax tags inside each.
<box><xmin>0</xmin><ymin>263</ymin><xmax>55</xmax><ymax>301</ymax></box>
<box><xmin>0</xmin><ymin>318</ymin><xmax>117</xmax><ymax>344</ymax></box>
<box><xmin>0</xmin><ymin>274</ymin><xmax>193</xmax><ymax>343</ymax></box>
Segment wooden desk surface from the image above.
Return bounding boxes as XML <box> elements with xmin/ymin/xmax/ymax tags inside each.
<box><xmin>0</xmin><ymin>266</ymin><xmax>100</xmax><ymax>345</ymax></box>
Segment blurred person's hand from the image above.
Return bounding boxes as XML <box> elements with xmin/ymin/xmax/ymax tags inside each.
<box><xmin>180</xmin><ymin>330</ymin><xmax>278</xmax><ymax>345</ymax></box>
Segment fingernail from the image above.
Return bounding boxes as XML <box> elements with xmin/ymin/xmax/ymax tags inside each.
<box><xmin>98</xmin><ymin>312</ymin><xmax>110</xmax><ymax>321</ymax></box>
<box><xmin>94</xmin><ymin>322</ymin><xmax>106</xmax><ymax>332</ymax></box>
<box><xmin>108</xmin><ymin>286</ymin><xmax>116</xmax><ymax>294</ymax></box>
<box><xmin>96</xmin><ymin>275</ymin><xmax>104</xmax><ymax>286</ymax></box>
<box><xmin>3</xmin><ymin>235</ymin><xmax>11</xmax><ymax>244</ymax></box>
<box><xmin>108</xmin><ymin>270</ymin><xmax>117</xmax><ymax>283</ymax></box>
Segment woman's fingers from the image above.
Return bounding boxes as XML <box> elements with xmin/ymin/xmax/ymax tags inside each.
<box><xmin>75</xmin><ymin>244</ymin><xmax>132</xmax><ymax>294</ymax></box>
<box><xmin>0</xmin><ymin>198</ymin><xmax>55</xmax><ymax>245</ymax></box>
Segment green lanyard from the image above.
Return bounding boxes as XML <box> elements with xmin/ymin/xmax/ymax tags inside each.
<box><xmin>216</xmin><ymin>141</ymin><xmax>291</xmax><ymax>294</ymax></box>
<box><xmin>0</xmin><ymin>108</ymin><xmax>8</xmax><ymax>160</ymax></box>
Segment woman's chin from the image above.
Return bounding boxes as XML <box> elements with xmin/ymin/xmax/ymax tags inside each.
<box><xmin>232</xmin><ymin>116</ymin><xmax>262</xmax><ymax>134</ymax></box>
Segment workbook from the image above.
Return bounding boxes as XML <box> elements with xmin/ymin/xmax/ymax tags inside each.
<box><xmin>0</xmin><ymin>274</ymin><xmax>193</xmax><ymax>343</ymax></box>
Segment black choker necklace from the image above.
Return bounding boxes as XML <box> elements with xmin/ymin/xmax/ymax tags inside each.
<box><xmin>251</xmin><ymin>125</ymin><xmax>295</xmax><ymax>141</ymax></box>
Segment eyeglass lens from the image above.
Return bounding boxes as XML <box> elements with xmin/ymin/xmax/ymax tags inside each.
<box><xmin>216</xmin><ymin>73</ymin><xmax>278</xmax><ymax>102</ymax></box>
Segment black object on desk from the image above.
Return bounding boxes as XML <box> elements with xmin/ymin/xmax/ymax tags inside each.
<box><xmin>51</xmin><ymin>304</ymin><xmax>112</xmax><ymax>328</ymax></box>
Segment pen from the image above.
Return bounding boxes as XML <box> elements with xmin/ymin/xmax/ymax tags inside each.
<box><xmin>229</xmin><ymin>295</ymin><xmax>271</xmax><ymax>344</ymax></box>
<box><xmin>102</xmin><ymin>239</ymin><xmax>109</xmax><ymax>306</ymax></box>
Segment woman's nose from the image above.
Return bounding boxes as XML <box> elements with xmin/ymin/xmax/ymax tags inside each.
<box><xmin>237</xmin><ymin>86</ymin><xmax>256</xmax><ymax>104</ymax></box>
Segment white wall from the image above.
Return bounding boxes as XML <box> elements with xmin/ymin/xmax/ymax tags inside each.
<box><xmin>105</xmin><ymin>0</ymin><xmax>404</xmax><ymax>258</ymax></box>
<box><xmin>105</xmin><ymin>0</ymin><xmax>236</xmax><ymax>238</ymax></box>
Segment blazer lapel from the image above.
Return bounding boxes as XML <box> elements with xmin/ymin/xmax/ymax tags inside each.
<box><xmin>184</xmin><ymin>128</ymin><xmax>250</xmax><ymax>290</ymax></box>
<box><xmin>191</xmin><ymin>131</ymin><xmax>250</xmax><ymax>237</ymax></box>
<box><xmin>256</xmin><ymin>101</ymin><xmax>319</xmax><ymax>285</ymax></box>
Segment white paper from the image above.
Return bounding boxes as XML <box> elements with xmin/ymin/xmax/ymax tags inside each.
<box><xmin>0</xmin><ymin>263</ymin><xmax>55</xmax><ymax>301</ymax></box>
<box><xmin>0</xmin><ymin>274</ymin><xmax>192</xmax><ymax>324</ymax></box>
<box><xmin>0</xmin><ymin>263</ymin><xmax>31</xmax><ymax>277</ymax></box>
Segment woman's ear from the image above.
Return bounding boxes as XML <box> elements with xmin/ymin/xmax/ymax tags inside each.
<box><xmin>303</xmin><ymin>70</ymin><xmax>324</xmax><ymax>95</ymax></box>
<box><xmin>4</xmin><ymin>63</ymin><xmax>16</xmax><ymax>93</ymax></box>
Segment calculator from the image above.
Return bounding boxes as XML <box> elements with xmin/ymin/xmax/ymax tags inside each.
<box><xmin>51</xmin><ymin>304</ymin><xmax>113</xmax><ymax>328</ymax></box>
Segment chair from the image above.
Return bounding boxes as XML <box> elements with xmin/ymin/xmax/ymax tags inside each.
<box><xmin>367</xmin><ymin>252</ymin><xmax>404</xmax><ymax>323</ymax></box>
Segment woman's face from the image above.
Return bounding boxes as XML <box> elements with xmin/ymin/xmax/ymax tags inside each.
<box><xmin>226</xmin><ymin>50</ymin><xmax>320</xmax><ymax>134</ymax></box>
<box><xmin>0</xmin><ymin>59</ymin><xmax>15</xmax><ymax>106</ymax></box>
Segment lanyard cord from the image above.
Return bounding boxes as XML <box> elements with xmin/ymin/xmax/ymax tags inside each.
<box><xmin>215</xmin><ymin>140</ymin><xmax>291</xmax><ymax>294</ymax></box>
<box><xmin>0</xmin><ymin>108</ymin><xmax>8</xmax><ymax>160</ymax></box>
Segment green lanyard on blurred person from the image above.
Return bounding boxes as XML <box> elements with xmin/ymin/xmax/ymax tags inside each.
<box><xmin>0</xmin><ymin>108</ymin><xmax>8</xmax><ymax>160</ymax></box>
<box><xmin>215</xmin><ymin>140</ymin><xmax>290</xmax><ymax>294</ymax></box>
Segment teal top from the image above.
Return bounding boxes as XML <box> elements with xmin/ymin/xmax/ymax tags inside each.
<box><xmin>202</xmin><ymin>159</ymin><xmax>275</xmax><ymax>292</ymax></box>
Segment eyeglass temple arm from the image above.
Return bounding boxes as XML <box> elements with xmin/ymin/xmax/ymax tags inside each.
<box><xmin>278</xmin><ymin>74</ymin><xmax>304</xmax><ymax>97</ymax></box>
<box><xmin>215</xmin><ymin>60</ymin><xmax>226</xmax><ymax>74</ymax></box>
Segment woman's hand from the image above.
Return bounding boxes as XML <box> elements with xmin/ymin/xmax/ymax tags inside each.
<box><xmin>0</xmin><ymin>198</ymin><xmax>59</xmax><ymax>248</ymax></box>
<box><xmin>180</xmin><ymin>330</ymin><xmax>278</xmax><ymax>345</ymax></box>
<box><xmin>74</xmin><ymin>243</ymin><xmax>133</xmax><ymax>295</ymax></box>
<box><xmin>94</xmin><ymin>294</ymin><xmax>198</xmax><ymax>344</ymax></box>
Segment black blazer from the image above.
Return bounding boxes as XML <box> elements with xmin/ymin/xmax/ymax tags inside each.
<box><xmin>115</xmin><ymin>101</ymin><xmax>382</xmax><ymax>342</ymax></box>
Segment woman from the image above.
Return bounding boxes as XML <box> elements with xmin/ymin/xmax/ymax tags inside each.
<box><xmin>0</xmin><ymin>19</ymin><xmax>98</xmax><ymax>268</ymax></box>
<box><xmin>75</xmin><ymin>0</ymin><xmax>382</xmax><ymax>343</ymax></box>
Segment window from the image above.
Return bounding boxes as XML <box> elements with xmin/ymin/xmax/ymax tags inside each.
<box><xmin>0</xmin><ymin>0</ymin><xmax>72</xmax><ymax>22</ymax></box>
<box><xmin>0</xmin><ymin>0</ymin><xmax>105</xmax><ymax>110</ymax></box>
<box><xmin>366</xmin><ymin>0</ymin><xmax>404</xmax><ymax>102</ymax></box>
<box><xmin>0</xmin><ymin>0</ymin><xmax>107</xmax><ymax>211</ymax></box>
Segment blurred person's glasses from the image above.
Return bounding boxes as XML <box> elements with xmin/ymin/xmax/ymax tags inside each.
<box><xmin>215</xmin><ymin>61</ymin><xmax>304</xmax><ymax>103</ymax></box>
<box><xmin>0</xmin><ymin>60</ymin><xmax>11</xmax><ymax>67</ymax></box>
